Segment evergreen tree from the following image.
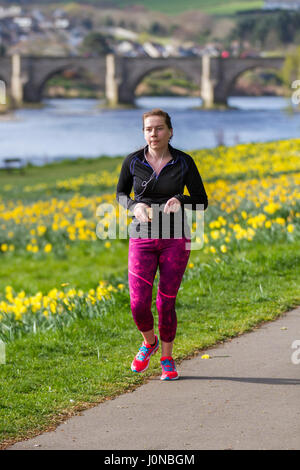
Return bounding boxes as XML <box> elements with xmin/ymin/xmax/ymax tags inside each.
<box><xmin>80</xmin><ymin>32</ymin><xmax>112</xmax><ymax>56</ymax></box>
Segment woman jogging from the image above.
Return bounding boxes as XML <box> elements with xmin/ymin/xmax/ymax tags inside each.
<box><xmin>116</xmin><ymin>108</ymin><xmax>208</xmax><ymax>380</ymax></box>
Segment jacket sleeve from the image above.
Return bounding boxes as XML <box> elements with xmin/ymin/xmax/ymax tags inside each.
<box><xmin>174</xmin><ymin>156</ymin><xmax>208</xmax><ymax>211</ymax></box>
<box><xmin>116</xmin><ymin>156</ymin><xmax>138</xmax><ymax>213</ymax></box>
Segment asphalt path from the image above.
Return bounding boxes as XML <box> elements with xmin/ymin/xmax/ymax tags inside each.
<box><xmin>8</xmin><ymin>306</ymin><xmax>300</xmax><ymax>450</ymax></box>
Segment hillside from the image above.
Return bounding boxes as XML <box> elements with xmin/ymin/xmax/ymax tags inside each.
<box><xmin>0</xmin><ymin>0</ymin><xmax>264</xmax><ymax>16</ymax></box>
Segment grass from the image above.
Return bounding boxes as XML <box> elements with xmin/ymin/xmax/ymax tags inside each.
<box><xmin>0</xmin><ymin>238</ymin><xmax>299</xmax><ymax>448</ymax></box>
<box><xmin>0</xmin><ymin>140</ymin><xmax>299</xmax><ymax>448</ymax></box>
<box><xmin>0</xmin><ymin>155</ymin><xmax>123</xmax><ymax>201</ymax></box>
<box><xmin>0</xmin><ymin>240</ymin><xmax>128</xmax><ymax>294</ymax></box>
<box><xmin>66</xmin><ymin>0</ymin><xmax>264</xmax><ymax>16</ymax></box>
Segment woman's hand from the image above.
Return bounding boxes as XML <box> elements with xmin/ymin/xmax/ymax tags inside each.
<box><xmin>164</xmin><ymin>197</ymin><xmax>181</xmax><ymax>215</ymax></box>
<box><xmin>133</xmin><ymin>203</ymin><xmax>151</xmax><ymax>223</ymax></box>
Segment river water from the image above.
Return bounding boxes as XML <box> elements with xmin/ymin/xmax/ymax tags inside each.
<box><xmin>0</xmin><ymin>95</ymin><xmax>299</xmax><ymax>166</ymax></box>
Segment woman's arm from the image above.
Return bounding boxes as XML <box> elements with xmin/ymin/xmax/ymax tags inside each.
<box><xmin>116</xmin><ymin>156</ymin><xmax>138</xmax><ymax>213</ymax></box>
<box><xmin>174</xmin><ymin>157</ymin><xmax>208</xmax><ymax>211</ymax></box>
<box><xmin>116</xmin><ymin>156</ymin><xmax>150</xmax><ymax>222</ymax></box>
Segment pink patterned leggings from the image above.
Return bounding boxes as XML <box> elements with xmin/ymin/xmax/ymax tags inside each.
<box><xmin>128</xmin><ymin>237</ymin><xmax>191</xmax><ymax>343</ymax></box>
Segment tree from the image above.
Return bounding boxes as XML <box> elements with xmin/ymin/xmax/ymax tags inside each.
<box><xmin>148</xmin><ymin>21</ymin><xmax>167</xmax><ymax>36</ymax></box>
<box><xmin>276</xmin><ymin>11</ymin><xmax>293</xmax><ymax>44</ymax></box>
<box><xmin>80</xmin><ymin>32</ymin><xmax>112</xmax><ymax>56</ymax></box>
<box><xmin>104</xmin><ymin>16</ymin><xmax>115</xmax><ymax>27</ymax></box>
<box><xmin>81</xmin><ymin>17</ymin><xmax>93</xmax><ymax>30</ymax></box>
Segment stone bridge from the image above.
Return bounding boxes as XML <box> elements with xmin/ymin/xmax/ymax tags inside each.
<box><xmin>0</xmin><ymin>54</ymin><xmax>285</xmax><ymax>108</ymax></box>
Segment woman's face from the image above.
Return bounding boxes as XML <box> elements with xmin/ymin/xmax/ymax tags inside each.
<box><xmin>143</xmin><ymin>116</ymin><xmax>173</xmax><ymax>152</ymax></box>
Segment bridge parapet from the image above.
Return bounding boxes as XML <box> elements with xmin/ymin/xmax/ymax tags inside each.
<box><xmin>0</xmin><ymin>54</ymin><xmax>285</xmax><ymax>108</ymax></box>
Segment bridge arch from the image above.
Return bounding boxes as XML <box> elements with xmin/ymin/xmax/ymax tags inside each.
<box><xmin>117</xmin><ymin>57</ymin><xmax>202</xmax><ymax>105</ymax></box>
<box><xmin>36</xmin><ymin>64</ymin><xmax>102</xmax><ymax>101</ymax></box>
<box><xmin>212</xmin><ymin>57</ymin><xmax>284</xmax><ymax>105</ymax></box>
<box><xmin>0</xmin><ymin>75</ymin><xmax>7</xmax><ymax>105</ymax></box>
<box><xmin>134</xmin><ymin>65</ymin><xmax>200</xmax><ymax>102</ymax></box>
<box><xmin>22</xmin><ymin>57</ymin><xmax>106</xmax><ymax>102</ymax></box>
<box><xmin>226</xmin><ymin>64</ymin><xmax>283</xmax><ymax>98</ymax></box>
<box><xmin>0</xmin><ymin>63</ymin><xmax>11</xmax><ymax>88</ymax></box>
<box><xmin>0</xmin><ymin>74</ymin><xmax>8</xmax><ymax>86</ymax></box>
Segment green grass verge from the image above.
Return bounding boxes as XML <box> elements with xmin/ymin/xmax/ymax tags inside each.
<box><xmin>0</xmin><ymin>155</ymin><xmax>123</xmax><ymax>201</ymax></box>
<box><xmin>0</xmin><ymin>239</ymin><xmax>299</xmax><ymax>448</ymax></box>
<box><xmin>0</xmin><ymin>240</ymin><xmax>128</xmax><ymax>294</ymax></box>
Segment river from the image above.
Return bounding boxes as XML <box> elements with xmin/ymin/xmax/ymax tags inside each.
<box><xmin>0</xmin><ymin>95</ymin><xmax>299</xmax><ymax>166</ymax></box>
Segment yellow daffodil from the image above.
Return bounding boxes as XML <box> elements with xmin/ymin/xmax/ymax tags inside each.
<box><xmin>201</xmin><ymin>354</ymin><xmax>210</xmax><ymax>359</ymax></box>
<box><xmin>44</xmin><ymin>243</ymin><xmax>52</xmax><ymax>253</ymax></box>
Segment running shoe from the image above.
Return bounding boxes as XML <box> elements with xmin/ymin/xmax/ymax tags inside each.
<box><xmin>131</xmin><ymin>335</ymin><xmax>159</xmax><ymax>373</ymax></box>
<box><xmin>160</xmin><ymin>356</ymin><xmax>179</xmax><ymax>381</ymax></box>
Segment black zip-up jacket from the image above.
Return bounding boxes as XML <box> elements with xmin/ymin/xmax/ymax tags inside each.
<box><xmin>116</xmin><ymin>143</ymin><xmax>208</xmax><ymax>238</ymax></box>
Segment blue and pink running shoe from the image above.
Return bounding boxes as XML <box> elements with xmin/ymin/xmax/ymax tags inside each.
<box><xmin>160</xmin><ymin>356</ymin><xmax>179</xmax><ymax>381</ymax></box>
<box><xmin>131</xmin><ymin>335</ymin><xmax>159</xmax><ymax>373</ymax></box>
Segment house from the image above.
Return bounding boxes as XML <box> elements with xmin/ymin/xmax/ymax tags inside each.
<box><xmin>54</xmin><ymin>19</ymin><xmax>70</xmax><ymax>29</ymax></box>
<box><xmin>39</xmin><ymin>21</ymin><xmax>54</xmax><ymax>30</ymax></box>
<box><xmin>143</xmin><ymin>41</ymin><xmax>164</xmax><ymax>58</ymax></box>
<box><xmin>13</xmin><ymin>17</ymin><xmax>33</xmax><ymax>31</ymax></box>
<box><xmin>52</xmin><ymin>9</ymin><xmax>66</xmax><ymax>18</ymax></box>
<box><xmin>263</xmin><ymin>0</ymin><xmax>300</xmax><ymax>9</ymax></box>
<box><xmin>98</xmin><ymin>26</ymin><xmax>138</xmax><ymax>41</ymax></box>
<box><xmin>114</xmin><ymin>41</ymin><xmax>137</xmax><ymax>57</ymax></box>
<box><xmin>0</xmin><ymin>6</ymin><xmax>22</xmax><ymax>19</ymax></box>
<box><xmin>162</xmin><ymin>44</ymin><xmax>181</xmax><ymax>57</ymax></box>
<box><xmin>31</xmin><ymin>9</ymin><xmax>45</xmax><ymax>23</ymax></box>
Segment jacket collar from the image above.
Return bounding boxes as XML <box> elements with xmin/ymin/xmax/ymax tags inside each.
<box><xmin>141</xmin><ymin>143</ymin><xmax>178</xmax><ymax>162</ymax></box>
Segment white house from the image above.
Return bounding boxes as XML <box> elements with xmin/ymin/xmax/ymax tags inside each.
<box><xmin>263</xmin><ymin>0</ymin><xmax>300</xmax><ymax>9</ymax></box>
<box><xmin>98</xmin><ymin>27</ymin><xmax>138</xmax><ymax>40</ymax></box>
<box><xmin>54</xmin><ymin>19</ymin><xmax>70</xmax><ymax>29</ymax></box>
<box><xmin>13</xmin><ymin>17</ymin><xmax>33</xmax><ymax>31</ymax></box>
<box><xmin>143</xmin><ymin>41</ymin><xmax>162</xmax><ymax>58</ymax></box>
<box><xmin>0</xmin><ymin>6</ymin><xmax>22</xmax><ymax>19</ymax></box>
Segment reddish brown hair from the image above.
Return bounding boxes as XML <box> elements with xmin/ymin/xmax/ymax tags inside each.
<box><xmin>142</xmin><ymin>108</ymin><xmax>173</xmax><ymax>130</ymax></box>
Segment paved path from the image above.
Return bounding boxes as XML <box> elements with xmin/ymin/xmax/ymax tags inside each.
<box><xmin>8</xmin><ymin>306</ymin><xmax>300</xmax><ymax>450</ymax></box>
